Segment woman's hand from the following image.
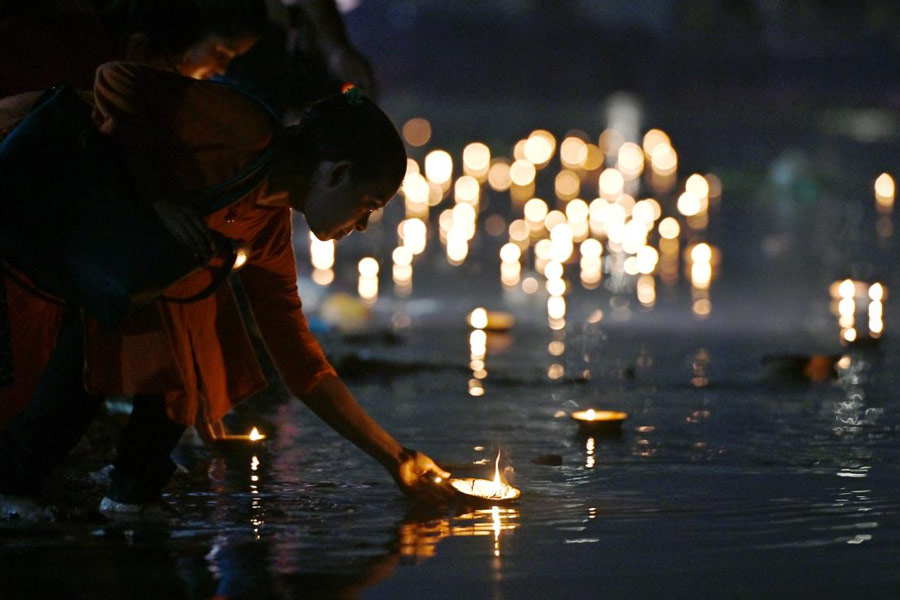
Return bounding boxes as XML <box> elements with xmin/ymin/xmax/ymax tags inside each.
<box><xmin>391</xmin><ymin>448</ymin><xmax>454</xmax><ymax>504</ymax></box>
<box><xmin>153</xmin><ymin>199</ymin><xmax>217</xmax><ymax>264</ymax></box>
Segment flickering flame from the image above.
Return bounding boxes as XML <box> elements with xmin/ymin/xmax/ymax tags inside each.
<box><xmin>492</xmin><ymin>449</ymin><xmax>502</xmax><ymax>487</ymax></box>
<box><xmin>249</xmin><ymin>427</ymin><xmax>264</xmax><ymax>441</ymax></box>
<box><xmin>233</xmin><ymin>247</ymin><xmax>249</xmax><ymax>270</ymax></box>
<box><xmin>585</xmin><ymin>409</ymin><xmax>596</xmax><ymax>420</ymax></box>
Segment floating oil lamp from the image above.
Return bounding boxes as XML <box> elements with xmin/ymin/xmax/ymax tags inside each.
<box><xmin>571</xmin><ymin>409</ymin><xmax>628</xmax><ymax>435</ymax></box>
<box><xmin>212</xmin><ymin>426</ymin><xmax>267</xmax><ymax>449</ymax></box>
<box><xmin>466</xmin><ymin>308</ymin><xmax>516</xmax><ymax>332</ymax></box>
<box><xmin>450</xmin><ymin>450</ymin><xmax>521</xmax><ymax>506</ymax></box>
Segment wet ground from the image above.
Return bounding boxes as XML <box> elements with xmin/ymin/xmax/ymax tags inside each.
<box><xmin>3</xmin><ymin>319</ymin><xmax>900</xmax><ymax>599</ymax></box>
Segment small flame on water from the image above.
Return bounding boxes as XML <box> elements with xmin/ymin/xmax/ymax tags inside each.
<box><xmin>586</xmin><ymin>409</ymin><xmax>596</xmax><ymax>420</ymax></box>
<box><xmin>493</xmin><ymin>449</ymin><xmax>502</xmax><ymax>486</ymax></box>
<box><xmin>249</xmin><ymin>427</ymin><xmax>264</xmax><ymax>441</ymax></box>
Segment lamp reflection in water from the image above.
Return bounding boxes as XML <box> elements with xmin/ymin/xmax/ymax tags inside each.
<box><xmin>249</xmin><ymin>454</ymin><xmax>263</xmax><ymax>540</ymax></box>
<box><xmin>829</xmin><ymin>279</ymin><xmax>887</xmax><ymax>344</ymax></box>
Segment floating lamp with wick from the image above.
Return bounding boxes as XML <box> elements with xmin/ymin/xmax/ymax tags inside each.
<box><xmin>571</xmin><ymin>408</ymin><xmax>628</xmax><ymax>435</ymax></box>
<box><xmin>211</xmin><ymin>426</ymin><xmax>268</xmax><ymax>449</ymax></box>
<box><xmin>449</xmin><ymin>449</ymin><xmax>521</xmax><ymax>506</ymax></box>
<box><xmin>466</xmin><ymin>307</ymin><xmax>516</xmax><ymax>332</ymax></box>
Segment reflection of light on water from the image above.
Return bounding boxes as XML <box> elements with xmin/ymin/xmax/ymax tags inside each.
<box><xmin>500</xmin><ymin>242</ymin><xmax>522</xmax><ymax>288</ymax></box>
<box><xmin>637</xmin><ymin>274</ymin><xmax>656</xmax><ymax>307</ymax></box>
<box><xmin>398</xmin><ymin>519</ymin><xmax>451</xmax><ymax>561</ymax></box>
<box><xmin>691</xmin><ymin>348</ymin><xmax>710</xmax><ymax>387</ymax></box>
<box><xmin>311</xmin><ymin>268</ymin><xmax>334</xmax><ymax>286</ymax></box>
<box><xmin>449</xmin><ymin>507</ymin><xmax>519</xmax><ymax>562</ymax></box>
<box><xmin>399</xmin><ymin>218</ymin><xmax>427</xmax><ymax>255</ymax></box>
<box><xmin>830</xmin><ymin>279</ymin><xmax>886</xmax><ymax>343</ymax></box>
<box><xmin>585</xmin><ymin>436</ymin><xmax>595</xmax><ymax>469</ymax></box>
<box><xmin>392</xmin><ymin>246</ymin><xmax>413</xmax><ymax>297</ymax></box>
<box><xmin>357</xmin><ymin>257</ymin><xmax>378</xmax><ymax>304</ymax></box>
<box><xmin>445</xmin><ymin>227</ymin><xmax>469</xmax><ymax>265</ymax></box>
<box><xmin>469</xmin><ymin>327</ymin><xmax>487</xmax><ymax>396</ymax></box>
<box><xmin>309</xmin><ymin>233</ymin><xmax>334</xmax><ymax>270</ymax></box>
<box><xmin>249</xmin><ymin>454</ymin><xmax>263</xmax><ymax>539</ymax></box>
<box><xmin>580</xmin><ymin>238</ymin><xmax>603</xmax><ymax>289</ymax></box>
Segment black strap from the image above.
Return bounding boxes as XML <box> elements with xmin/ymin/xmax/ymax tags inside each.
<box><xmin>160</xmin><ymin>249</ymin><xmax>238</xmax><ymax>304</ymax></box>
<box><xmin>2</xmin><ymin>261</ymin><xmax>72</xmax><ymax>307</ymax></box>
<box><xmin>185</xmin><ymin>144</ymin><xmax>277</xmax><ymax>216</ymax></box>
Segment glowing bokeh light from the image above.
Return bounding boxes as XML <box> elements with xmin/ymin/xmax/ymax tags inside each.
<box><xmin>400</xmin><ymin>218</ymin><xmax>427</xmax><ymax>255</ymax></box>
<box><xmin>598</xmin><ymin>129</ymin><xmax>625</xmax><ymax>159</ymax></box>
<box><xmin>869</xmin><ymin>282</ymin><xmax>885</xmax><ymax>301</ymax></box>
<box><xmin>617</xmin><ymin>142</ymin><xmax>644</xmax><ymax>179</ymax></box>
<box><xmin>598</xmin><ymin>168</ymin><xmax>625</xmax><ymax>198</ymax></box>
<box><xmin>685</xmin><ymin>174</ymin><xmax>710</xmax><ymax>199</ymax></box>
<box><xmin>510</xmin><ymin>159</ymin><xmax>537</xmax><ymax>186</ymax></box>
<box><xmin>555</xmin><ymin>169</ymin><xmax>581</xmax><ymax>200</ymax></box>
<box><xmin>454</xmin><ymin>175</ymin><xmax>480</xmax><ymax>205</ymax></box>
<box><xmin>560</xmin><ymin>136</ymin><xmax>588</xmax><ymax>168</ymax></box>
<box><xmin>677</xmin><ymin>191</ymin><xmax>701</xmax><ymax>217</ymax></box>
<box><xmin>424</xmin><ymin>149</ymin><xmax>453</xmax><ymax>184</ymax></box>
<box><xmin>525</xmin><ymin>129</ymin><xmax>556</xmax><ymax>166</ymax></box>
<box><xmin>463</xmin><ymin>142</ymin><xmax>491</xmax><ymax>177</ymax></box>
<box><xmin>469</xmin><ymin>307</ymin><xmax>488</xmax><ymax>329</ymax></box>
<box><xmin>488</xmin><ymin>160</ymin><xmax>512</xmax><ymax>192</ymax></box>
<box><xmin>402</xmin><ymin>117</ymin><xmax>431</xmax><ymax>147</ymax></box>
<box><xmin>642</xmin><ymin>128</ymin><xmax>671</xmax><ymax>158</ymax></box>
<box><xmin>500</xmin><ymin>242</ymin><xmax>521</xmax><ymax>263</ymax></box>
<box><xmin>650</xmin><ymin>143</ymin><xmax>677</xmax><ymax>176</ymax></box>
<box><xmin>524</xmin><ymin>197</ymin><xmax>549</xmax><ymax>225</ymax></box>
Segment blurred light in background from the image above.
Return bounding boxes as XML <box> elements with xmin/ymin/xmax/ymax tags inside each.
<box><xmin>402</xmin><ymin>117</ymin><xmax>432</xmax><ymax>147</ymax></box>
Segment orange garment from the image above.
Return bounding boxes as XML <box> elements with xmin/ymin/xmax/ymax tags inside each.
<box><xmin>2</xmin><ymin>62</ymin><xmax>336</xmax><ymax>428</ymax></box>
<box><xmin>0</xmin><ymin>91</ymin><xmax>67</xmax><ymax>430</ymax></box>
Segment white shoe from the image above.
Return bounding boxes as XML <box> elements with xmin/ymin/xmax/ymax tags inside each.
<box><xmin>0</xmin><ymin>494</ymin><xmax>57</xmax><ymax>522</ymax></box>
<box><xmin>98</xmin><ymin>496</ymin><xmax>173</xmax><ymax>521</ymax></box>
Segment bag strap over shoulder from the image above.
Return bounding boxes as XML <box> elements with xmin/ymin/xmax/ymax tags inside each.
<box><xmin>185</xmin><ymin>80</ymin><xmax>281</xmax><ymax>216</ymax></box>
<box><xmin>187</xmin><ymin>144</ymin><xmax>277</xmax><ymax>216</ymax></box>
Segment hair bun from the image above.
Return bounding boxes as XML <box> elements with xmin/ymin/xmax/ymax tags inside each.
<box><xmin>341</xmin><ymin>84</ymin><xmax>364</xmax><ymax>107</ymax></box>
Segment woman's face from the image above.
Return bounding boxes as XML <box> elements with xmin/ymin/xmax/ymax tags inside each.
<box><xmin>301</xmin><ymin>161</ymin><xmax>389</xmax><ymax>242</ymax></box>
<box><xmin>177</xmin><ymin>33</ymin><xmax>259</xmax><ymax>80</ymax></box>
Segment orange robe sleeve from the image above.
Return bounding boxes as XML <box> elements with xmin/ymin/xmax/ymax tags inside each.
<box><xmin>238</xmin><ymin>210</ymin><xmax>337</xmax><ymax>398</ymax></box>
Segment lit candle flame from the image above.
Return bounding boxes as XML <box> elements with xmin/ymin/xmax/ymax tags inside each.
<box><xmin>492</xmin><ymin>449</ymin><xmax>502</xmax><ymax>487</ymax></box>
<box><xmin>249</xmin><ymin>427</ymin><xmax>264</xmax><ymax>441</ymax></box>
<box><xmin>585</xmin><ymin>409</ymin><xmax>596</xmax><ymax>421</ymax></box>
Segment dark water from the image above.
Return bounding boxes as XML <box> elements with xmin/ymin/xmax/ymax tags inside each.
<box><xmin>4</xmin><ymin>303</ymin><xmax>900</xmax><ymax>599</ymax></box>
